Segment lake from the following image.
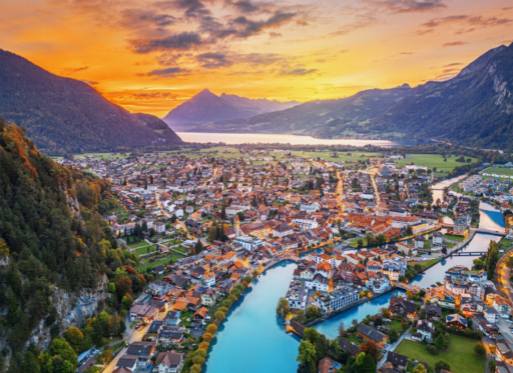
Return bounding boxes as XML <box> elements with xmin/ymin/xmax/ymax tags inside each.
<box><xmin>177</xmin><ymin>132</ymin><xmax>396</xmax><ymax>147</ymax></box>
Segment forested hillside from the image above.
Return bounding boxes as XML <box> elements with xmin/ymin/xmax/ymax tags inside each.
<box><xmin>0</xmin><ymin>119</ymin><xmax>143</xmax><ymax>372</ymax></box>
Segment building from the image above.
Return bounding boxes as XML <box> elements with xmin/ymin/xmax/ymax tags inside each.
<box><xmin>357</xmin><ymin>324</ymin><xmax>388</xmax><ymax>348</ymax></box>
<box><xmin>155</xmin><ymin>351</ymin><xmax>184</xmax><ymax>373</ymax></box>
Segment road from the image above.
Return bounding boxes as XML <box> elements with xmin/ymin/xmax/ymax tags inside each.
<box><xmin>496</xmin><ymin>246</ymin><xmax>513</xmax><ymax>306</ymax></box>
<box><xmin>102</xmin><ymin>308</ymin><xmax>168</xmax><ymax>373</ymax></box>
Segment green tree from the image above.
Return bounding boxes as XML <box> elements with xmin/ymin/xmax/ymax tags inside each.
<box><xmin>435</xmin><ymin>361</ymin><xmax>450</xmax><ymax>372</ymax></box>
<box><xmin>277</xmin><ymin>297</ymin><xmax>289</xmax><ymax>318</ymax></box>
<box><xmin>305</xmin><ymin>305</ymin><xmax>321</xmax><ymax>322</ymax></box>
<box><xmin>63</xmin><ymin>326</ymin><xmax>86</xmax><ymax>353</ymax></box>
<box><xmin>297</xmin><ymin>340</ymin><xmax>317</xmax><ymax>373</ymax></box>
<box><xmin>413</xmin><ymin>363</ymin><xmax>427</xmax><ymax>373</ymax></box>
<box><xmin>48</xmin><ymin>338</ymin><xmax>77</xmax><ymax>372</ymax></box>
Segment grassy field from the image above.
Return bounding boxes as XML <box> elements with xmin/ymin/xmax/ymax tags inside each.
<box><xmin>444</xmin><ymin>234</ymin><xmax>464</xmax><ymax>242</ymax></box>
<box><xmin>74</xmin><ymin>152</ymin><xmax>130</xmax><ymax>160</ymax></box>
<box><xmin>481</xmin><ymin>166</ymin><xmax>513</xmax><ymax>178</ymax></box>
<box><xmin>396</xmin><ymin>335</ymin><xmax>485</xmax><ymax>373</ymax></box>
<box><xmin>291</xmin><ymin>150</ymin><xmax>382</xmax><ymax>164</ymax></box>
<box><xmin>410</xmin><ymin>258</ymin><xmax>441</xmax><ymax>271</ymax></box>
<box><xmin>137</xmin><ymin>252</ymin><xmax>185</xmax><ymax>273</ymax></box>
<box><xmin>396</xmin><ymin>154</ymin><xmax>477</xmax><ymax>176</ymax></box>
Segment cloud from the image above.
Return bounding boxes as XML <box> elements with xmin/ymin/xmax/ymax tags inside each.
<box><xmin>197</xmin><ymin>52</ymin><xmax>232</xmax><ymax>68</ymax></box>
<box><xmin>218</xmin><ymin>11</ymin><xmax>297</xmax><ymax>39</ymax></box>
<box><xmin>146</xmin><ymin>66</ymin><xmax>188</xmax><ymax>76</ymax></box>
<box><xmin>195</xmin><ymin>51</ymin><xmax>286</xmax><ymax>69</ymax></box>
<box><xmin>419</xmin><ymin>14</ymin><xmax>512</xmax><ymax>34</ymax></box>
<box><xmin>442</xmin><ymin>40</ymin><xmax>466</xmax><ymax>47</ymax></box>
<box><xmin>120</xmin><ymin>8</ymin><xmax>175</xmax><ymax>30</ymax></box>
<box><xmin>226</xmin><ymin>0</ymin><xmax>265</xmax><ymax>13</ymax></box>
<box><xmin>63</xmin><ymin>65</ymin><xmax>89</xmax><ymax>73</ymax></box>
<box><xmin>280</xmin><ymin>67</ymin><xmax>317</xmax><ymax>76</ymax></box>
<box><xmin>369</xmin><ymin>0</ymin><xmax>446</xmax><ymax>13</ymax></box>
<box><xmin>131</xmin><ymin>32</ymin><xmax>203</xmax><ymax>53</ymax></box>
<box><xmin>443</xmin><ymin>62</ymin><xmax>463</xmax><ymax>67</ymax></box>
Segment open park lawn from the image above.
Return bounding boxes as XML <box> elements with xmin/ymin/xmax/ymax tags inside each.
<box><xmin>396</xmin><ymin>154</ymin><xmax>476</xmax><ymax>176</ymax></box>
<box><xmin>291</xmin><ymin>150</ymin><xmax>382</xmax><ymax>164</ymax></box>
<box><xmin>482</xmin><ymin>166</ymin><xmax>513</xmax><ymax>178</ymax></box>
<box><xmin>396</xmin><ymin>335</ymin><xmax>485</xmax><ymax>373</ymax></box>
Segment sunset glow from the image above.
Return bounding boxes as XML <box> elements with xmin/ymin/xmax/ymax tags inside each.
<box><xmin>2</xmin><ymin>0</ymin><xmax>512</xmax><ymax>115</ymax></box>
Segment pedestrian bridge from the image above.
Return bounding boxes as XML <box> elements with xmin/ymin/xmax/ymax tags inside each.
<box><xmin>476</xmin><ymin>227</ymin><xmax>505</xmax><ymax>236</ymax></box>
<box><xmin>450</xmin><ymin>251</ymin><xmax>486</xmax><ymax>257</ymax></box>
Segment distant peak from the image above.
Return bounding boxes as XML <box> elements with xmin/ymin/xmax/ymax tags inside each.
<box><xmin>196</xmin><ymin>89</ymin><xmax>217</xmax><ymax>98</ymax></box>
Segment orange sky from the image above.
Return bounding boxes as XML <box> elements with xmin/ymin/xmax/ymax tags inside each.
<box><xmin>1</xmin><ymin>0</ymin><xmax>512</xmax><ymax>116</ymax></box>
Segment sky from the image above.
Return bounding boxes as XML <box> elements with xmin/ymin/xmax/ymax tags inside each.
<box><xmin>1</xmin><ymin>0</ymin><xmax>512</xmax><ymax>116</ymax></box>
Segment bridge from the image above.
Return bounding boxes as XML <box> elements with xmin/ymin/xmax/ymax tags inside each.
<box><xmin>450</xmin><ymin>251</ymin><xmax>486</xmax><ymax>257</ymax></box>
<box><xmin>476</xmin><ymin>228</ymin><xmax>505</xmax><ymax>236</ymax></box>
<box><xmin>394</xmin><ymin>282</ymin><xmax>421</xmax><ymax>293</ymax></box>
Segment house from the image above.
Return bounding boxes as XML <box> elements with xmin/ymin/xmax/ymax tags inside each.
<box><xmin>445</xmin><ymin>313</ymin><xmax>468</xmax><ymax>329</ymax></box>
<box><xmin>432</xmin><ymin>232</ymin><xmax>443</xmax><ymax>246</ymax></box>
<box><xmin>122</xmin><ymin>341</ymin><xmax>155</xmax><ymax>370</ymax></box>
<box><xmin>154</xmin><ymin>351</ymin><xmax>184</xmax><ymax>373</ymax></box>
<box><xmin>424</xmin><ymin>304</ymin><xmax>442</xmax><ymax>320</ymax></box>
<box><xmin>357</xmin><ymin>324</ymin><xmax>388</xmax><ymax>348</ymax></box>
<box><xmin>484</xmin><ymin>307</ymin><xmax>498</xmax><ymax>324</ymax></box>
<box><xmin>116</xmin><ymin>356</ymin><xmax>138</xmax><ymax>372</ymax></box>
<box><xmin>318</xmin><ymin>356</ymin><xmax>341</xmax><ymax>373</ymax></box>
<box><xmin>412</xmin><ymin>320</ymin><xmax>434</xmax><ymax>342</ymax></box>
<box><xmin>234</xmin><ymin>235</ymin><xmax>263</xmax><ymax>251</ymax></box>
<box><xmin>129</xmin><ymin>304</ymin><xmax>158</xmax><ymax>323</ymax></box>
<box><xmin>389</xmin><ymin>297</ymin><xmax>417</xmax><ymax>320</ymax></box>
<box><xmin>339</xmin><ymin>337</ymin><xmax>359</xmax><ymax>356</ymax></box>
<box><xmin>158</xmin><ymin>326</ymin><xmax>184</xmax><ymax>345</ymax></box>
<box><xmin>386</xmin><ymin>351</ymin><xmax>408</xmax><ymax>371</ymax></box>
<box><xmin>113</xmin><ymin>368</ymin><xmax>133</xmax><ymax>373</ymax></box>
<box><xmin>164</xmin><ymin>311</ymin><xmax>182</xmax><ymax>326</ymax></box>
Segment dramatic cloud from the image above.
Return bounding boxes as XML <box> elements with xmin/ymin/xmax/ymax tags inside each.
<box><xmin>147</xmin><ymin>66</ymin><xmax>187</xmax><ymax>76</ymax></box>
<box><xmin>131</xmin><ymin>32</ymin><xmax>203</xmax><ymax>53</ymax></box>
<box><xmin>226</xmin><ymin>0</ymin><xmax>266</xmax><ymax>13</ymax></box>
<box><xmin>197</xmin><ymin>52</ymin><xmax>232</xmax><ymax>68</ymax></box>
<box><xmin>120</xmin><ymin>8</ymin><xmax>175</xmax><ymax>30</ymax></box>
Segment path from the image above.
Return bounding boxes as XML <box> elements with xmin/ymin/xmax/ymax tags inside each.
<box><xmin>377</xmin><ymin>329</ymin><xmax>411</xmax><ymax>368</ymax></box>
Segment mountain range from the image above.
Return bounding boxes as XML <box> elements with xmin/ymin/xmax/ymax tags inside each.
<box><xmin>0</xmin><ymin>50</ymin><xmax>182</xmax><ymax>154</ymax></box>
<box><xmin>163</xmin><ymin>89</ymin><xmax>298</xmax><ymax>131</ymax></box>
<box><xmin>170</xmin><ymin>43</ymin><xmax>513</xmax><ymax>149</ymax></box>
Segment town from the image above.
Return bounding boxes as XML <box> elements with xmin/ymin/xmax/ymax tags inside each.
<box><xmin>59</xmin><ymin>146</ymin><xmax>513</xmax><ymax>373</ymax></box>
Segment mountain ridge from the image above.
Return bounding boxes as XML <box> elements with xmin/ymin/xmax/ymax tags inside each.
<box><xmin>175</xmin><ymin>43</ymin><xmax>513</xmax><ymax>149</ymax></box>
<box><xmin>163</xmin><ymin>89</ymin><xmax>298</xmax><ymax>131</ymax></box>
<box><xmin>0</xmin><ymin>49</ymin><xmax>182</xmax><ymax>154</ymax></box>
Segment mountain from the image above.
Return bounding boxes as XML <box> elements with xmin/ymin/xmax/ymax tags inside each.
<box><xmin>214</xmin><ymin>43</ymin><xmax>513</xmax><ymax>149</ymax></box>
<box><xmin>163</xmin><ymin>89</ymin><xmax>298</xmax><ymax>131</ymax></box>
<box><xmin>0</xmin><ymin>119</ymin><xmax>143</xmax><ymax>370</ymax></box>
<box><xmin>0</xmin><ymin>49</ymin><xmax>182</xmax><ymax>154</ymax></box>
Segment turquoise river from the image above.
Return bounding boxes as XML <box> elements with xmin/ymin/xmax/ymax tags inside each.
<box><xmin>206</xmin><ymin>205</ymin><xmax>504</xmax><ymax>372</ymax></box>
